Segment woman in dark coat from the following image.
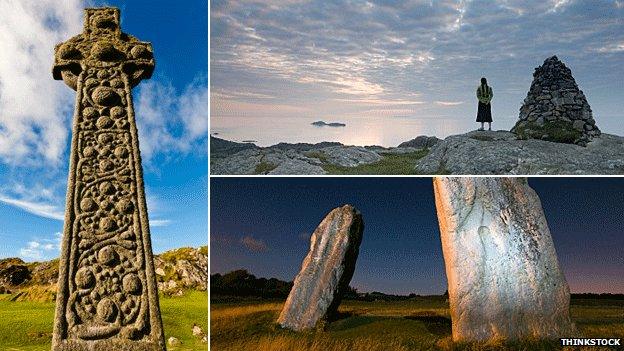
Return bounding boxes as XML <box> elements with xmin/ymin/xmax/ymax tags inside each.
<box><xmin>476</xmin><ymin>77</ymin><xmax>493</xmax><ymax>130</ymax></box>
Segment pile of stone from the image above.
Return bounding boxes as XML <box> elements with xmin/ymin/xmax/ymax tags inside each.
<box><xmin>512</xmin><ymin>56</ymin><xmax>599</xmax><ymax>145</ymax></box>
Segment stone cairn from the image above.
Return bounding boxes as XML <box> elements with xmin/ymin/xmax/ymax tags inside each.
<box><xmin>52</xmin><ymin>8</ymin><xmax>165</xmax><ymax>351</ymax></box>
<box><xmin>433</xmin><ymin>177</ymin><xmax>576</xmax><ymax>342</ymax></box>
<box><xmin>278</xmin><ymin>205</ymin><xmax>364</xmax><ymax>331</ymax></box>
<box><xmin>512</xmin><ymin>56</ymin><xmax>599</xmax><ymax>145</ymax></box>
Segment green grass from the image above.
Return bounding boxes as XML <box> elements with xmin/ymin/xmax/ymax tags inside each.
<box><xmin>303</xmin><ymin>151</ymin><xmax>329</xmax><ymax>163</ymax></box>
<box><xmin>0</xmin><ymin>290</ymin><xmax>207</xmax><ymax>351</ymax></box>
<box><xmin>513</xmin><ymin>120</ymin><xmax>582</xmax><ymax>144</ymax></box>
<box><xmin>210</xmin><ymin>298</ymin><xmax>624</xmax><ymax>351</ymax></box>
<box><xmin>320</xmin><ymin>150</ymin><xmax>429</xmax><ymax>175</ymax></box>
<box><xmin>159</xmin><ymin>247</ymin><xmax>206</xmax><ymax>263</ymax></box>
<box><xmin>254</xmin><ymin>161</ymin><xmax>278</xmax><ymax>174</ymax></box>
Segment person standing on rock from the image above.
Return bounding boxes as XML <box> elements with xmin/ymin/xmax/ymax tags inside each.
<box><xmin>476</xmin><ymin>77</ymin><xmax>493</xmax><ymax>130</ymax></box>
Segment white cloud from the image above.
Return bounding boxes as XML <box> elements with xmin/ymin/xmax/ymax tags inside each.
<box><xmin>150</xmin><ymin>219</ymin><xmax>171</xmax><ymax>227</ymax></box>
<box><xmin>135</xmin><ymin>77</ymin><xmax>208</xmax><ymax>160</ymax></box>
<box><xmin>549</xmin><ymin>0</ymin><xmax>572</xmax><ymax>13</ymax></box>
<box><xmin>0</xmin><ymin>2</ymin><xmax>207</xmax><ymax>224</ymax></box>
<box><xmin>435</xmin><ymin>101</ymin><xmax>465</xmax><ymax>106</ymax></box>
<box><xmin>20</xmin><ymin>231</ymin><xmax>61</xmax><ymax>261</ymax></box>
<box><xmin>240</xmin><ymin>236</ymin><xmax>268</xmax><ymax>252</ymax></box>
<box><xmin>0</xmin><ymin>0</ymin><xmax>82</xmax><ymax>166</ymax></box>
<box><xmin>0</xmin><ymin>194</ymin><xmax>64</xmax><ymax>220</ymax></box>
<box><xmin>596</xmin><ymin>42</ymin><xmax>624</xmax><ymax>53</ymax></box>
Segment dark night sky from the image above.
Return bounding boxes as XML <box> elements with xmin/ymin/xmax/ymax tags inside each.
<box><xmin>210</xmin><ymin>178</ymin><xmax>624</xmax><ymax>295</ymax></box>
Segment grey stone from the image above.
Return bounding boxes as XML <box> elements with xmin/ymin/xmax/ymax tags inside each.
<box><xmin>210</xmin><ymin>136</ymin><xmax>257</xmax><ymax>157</ymax></box>
<box><xmin>192</xmin><ymin>324</ymin><xmax>204</xmax><ymax>337</ymax></box>
<box><xmin>573</xmin><ymin>120</ymin><xmax>585</xmax><ymax>131</ymax></box>
<box><xmin>167</xmin><ymin>337</ymin><xmax>180</xmax><ymax>346</ymax></box>
<box><xmin>210</xmin><ymin>143</ymin><xmax>384</xmax><ymax>175</ymax></box>
<box><xmin>0</xmin><ymin>262</ymin><xmax>30</xmax><ymax>286</ymax></box>
<box><xmin>415</xmin><ymin>131</ymin><xmax>624</xmax><ymax>175</ymax></box>
<box><xmin>397</xmin><ymin>136</ymin><xmax>441</xmax><ymax>148</ymax></box>
<box><xmin>513</xmin><ymin>56</ymin><xmax>600</xmax><ymax>144</ymax></box>
<box><xmin>434</xmin><ymin>177</ymin><xmax>576</xmax><ymax>341</ymax></box>
<box><xmin>317</xmin><ymin>146</ymin><xmax>382</xmax><ymax>167</ymax></box>
<box><xmin>268</xmin><ymin>158</ymin><xmax>327</xmax><ymax>175</ymax></box>
<box><xmin>52</xmin><ymin>8</ymin><xmax>165</xmax><ymax>351</ymax></box>
<box><xmin>277</xmin><ymin>205</ymin><xmax>364</xmax><ymax>331</ymax></box>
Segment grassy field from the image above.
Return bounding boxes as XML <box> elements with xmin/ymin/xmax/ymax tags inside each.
<box><xmin>0</xmin><ymin>290</ymin><xmax>207</xmax><ymax>351</ymax></box>
<box><xmin>211</xmin><ymin>297</ymin><xmax>624</xmax><ymax>351</ymax></box>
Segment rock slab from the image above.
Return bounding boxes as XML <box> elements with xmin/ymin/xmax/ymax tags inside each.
<box><xmin>513</xmin><ymin>56</ymin><xmax>599</xmax><ymax>145</ymax></box>
<box><xmin>414</xmin><ymin>130</ymin><xmax>624</xmax><ymax>175</ymax></box>
<box><xmin>277</xmin><ymin>205</ymin><xmax>364</xmax><ymax>331</ymax></box>
<box><xmin>433</xmin><ymin>177</ymin><xmax>575</xmax><ymax>341</ymax></box>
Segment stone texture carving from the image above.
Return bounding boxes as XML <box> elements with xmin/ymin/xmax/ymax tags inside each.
<box><xmin>51</xmin><ymin>8</ymin><xmax>165</xmax><ymax>351</ymax></box>
<box><xmin>512</xmin><ymin>56</ymin><xmax>599</xmax><ymax>145</ymax></box>
<box><xmin>277</xmin><ymin>205</ymin><xmax>364</xmax><ymax>331</ymax></box>
<box><xmin>433</xmin><ymin>177</ymin><xmax>575</xmax><ymax>342</ymax></box>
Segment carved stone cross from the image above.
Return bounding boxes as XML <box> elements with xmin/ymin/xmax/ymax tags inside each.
<box><xmin>51</xmin><ymin>8</ymin><xmax>165</xmax><ymax>351</ymax></box>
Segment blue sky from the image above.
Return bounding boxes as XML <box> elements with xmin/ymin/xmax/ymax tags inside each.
<box><xmin>211</xmin><ymin>177</ymin><xmax>624</xmax><ymax>295</ymax></box>
<box><xmin>211</xmin><ymin>0</ymin><xmax>624</xmax><ymax>144</ymax></box>
<box><xmin>0</xmin><ymin>0</ymin><xmax>207</xmax><ymax>261</ymax></box>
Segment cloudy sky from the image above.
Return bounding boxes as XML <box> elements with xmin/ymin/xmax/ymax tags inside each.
<box><xmin>211</xmin><ymin>177</ymin><xmax>624</xmax><ymax>295</ymax></box>
<box><xmin>0</xmin><ymin>0</ymin><xmax>207</xmax><ymax>261</ymax></box>
<box><xmin>211</xmin><ymin>0</ymin><xmax>624</xmax><ymax>146</ymax></box>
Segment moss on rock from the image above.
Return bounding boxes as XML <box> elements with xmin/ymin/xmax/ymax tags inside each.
<box><xmin>513</xmin><ymin>120</ymin><xmax>583</xmax><ymax>145</ymax></box>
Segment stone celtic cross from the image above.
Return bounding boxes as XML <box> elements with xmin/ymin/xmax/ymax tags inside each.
<box><xmin>51</xmin><ymin>8</ymin><xmax>165</xmax><ymax>351</ymax></box>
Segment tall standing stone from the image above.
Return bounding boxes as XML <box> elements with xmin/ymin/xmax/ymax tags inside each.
<box><xmin>512</xmin><ymin>56</ymin><xmax>599</xmax><ymax>145</ymax></box>
<box><xmin>52</xmin><ymin>8</ymin><xmax>165</xmax><ymax>351</ymax></box>
<box><xmin>277</xmin><ymin>205</ymin><xmax>364</xmax><ymax>331</ymax></box>
<box><xmin>433</xmin><ymin>177</ymin><xmax>575</xmax><ymax>342</ymax></box>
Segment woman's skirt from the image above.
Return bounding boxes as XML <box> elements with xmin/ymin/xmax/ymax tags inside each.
<box><xmin>476</xmin><ymin>102</ymin><xmax>492</xmax><ymax>122</ymax></box>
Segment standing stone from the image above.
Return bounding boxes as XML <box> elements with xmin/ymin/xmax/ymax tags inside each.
<box><xmin>52</xmin><ymin>8</ymin><xmax>165</xmax><ymax>351</ymax></box>
<box><xmin>433</xmin><ymin>177</ymin><xmax>575</xmax><ymax>341</ymax></box>
<box><xmin>512</xmin><ymin>56</ymin><xmax>599</xmax><ymax>145</ymax></box>
<box><xmin>277</xmin><ymin>205</ymin><xmax>364</xmax><ymax>331</ymax></box>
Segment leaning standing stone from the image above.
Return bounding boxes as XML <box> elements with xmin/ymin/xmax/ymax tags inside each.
<box><xmin>277</xmin><ymin>205</ymin><xmax>364</xmax><ymax>331</ymax></box>
<box><xmin>433</xmin><ymin>177</ymin><xmax>575</xmax><ymax>342</ymax></box>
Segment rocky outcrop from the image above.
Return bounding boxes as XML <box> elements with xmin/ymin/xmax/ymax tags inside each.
<box><xmin>210</xmin><ymin>136</ymin><xmax>430</xmax><ymax>175</ymax></box>
<box><xmin>0</xmin><ymin>247</ymin><xmax>207</xmax><ymax>300</ymax></box>
<box><xmin>210</xmin><ymin>135</ymin><xmax>258</xmax><ymax>156</ymax></box>
<box><xmin>212</xmin><ymin>130</ymin><xmax>624</xmax><ymax>175</ymax></box>
<box><xmin>278</xmin><ymin>205</ymin><xmax>364</xmax><ymax>331</ymax></box>
<box><xmin>153</xmin><ymin>247</ymin><xmax>208</xmax><ymax>295</ymax></box>
<box><xmin>414</xmin><ymin>130</ymin><xmax>624</xmax><ymax>174</ymax></box>
<box><xmin>513</xmin><ymin>56</ymin><xmax>599</xmax><ymax>145</ymax></box>
<box><xmin>433</xmin><ymin>177</ymin><xmax>576</xmax><ymax>341</ymax></box>
<box><xmin>398</xmin><ymin>136</ymin><xmax>441</xmax><ymax>148</ymax></box>
<box><xmin>0</xmin><ymin>259</ymin><xmax>30</xmax><ymax>286</ymax></box>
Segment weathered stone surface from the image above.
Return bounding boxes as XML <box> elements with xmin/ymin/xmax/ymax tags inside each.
<box><xmin>212</xmin><ymin>130</ymin><xmax>624</xmax><ymax>175</ymax></box>
<box><xmin>153</xmin><ymin>247</ymin><xmax>208</xmax><ymax>295</ymax></box>
<box><xmin>317</xmin><ymin>146</ymin><xmax>382</xmax><ymax>167</ymax></box>
<box><xmin>397</xmin><ymin>135</ymin><xmax>441</xmax><ymax>148</ymax></box>
<box><xmin>167</xmin><ymin>337</ymin><xmax>180</xmax><ymax>346</ymax></box>
<box><xmin>415</xmin><ymin>131</ymin><xmax>624</xmax><ymax>175</ymax></box>
<box><xmin>277</xmin><ymin>205</ymin><xmax>364</xmax><ymax>331</ymax></box>
<box><xmin>210</xmin><ymin>136</ymin><xmax>423</xmax><ymax>175</ymax></box>
<box><xmin>433</xmin><ymin>177</ymin><xmax>575</xmax><ymax>341</ymax></box>
<box><xmin>512</xmin><ymin>56</ymin><xmax>599</xmax><ymax>145</ymax></box>
<box><xmin>0</xmin><ymin>261</ymin><xmax>30</xmax><ymax>286</ymax></box>
<box><xmin>52</xmin><ymin>8</ymin><xmax>165</xmax><ymax>351</ymax></box>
